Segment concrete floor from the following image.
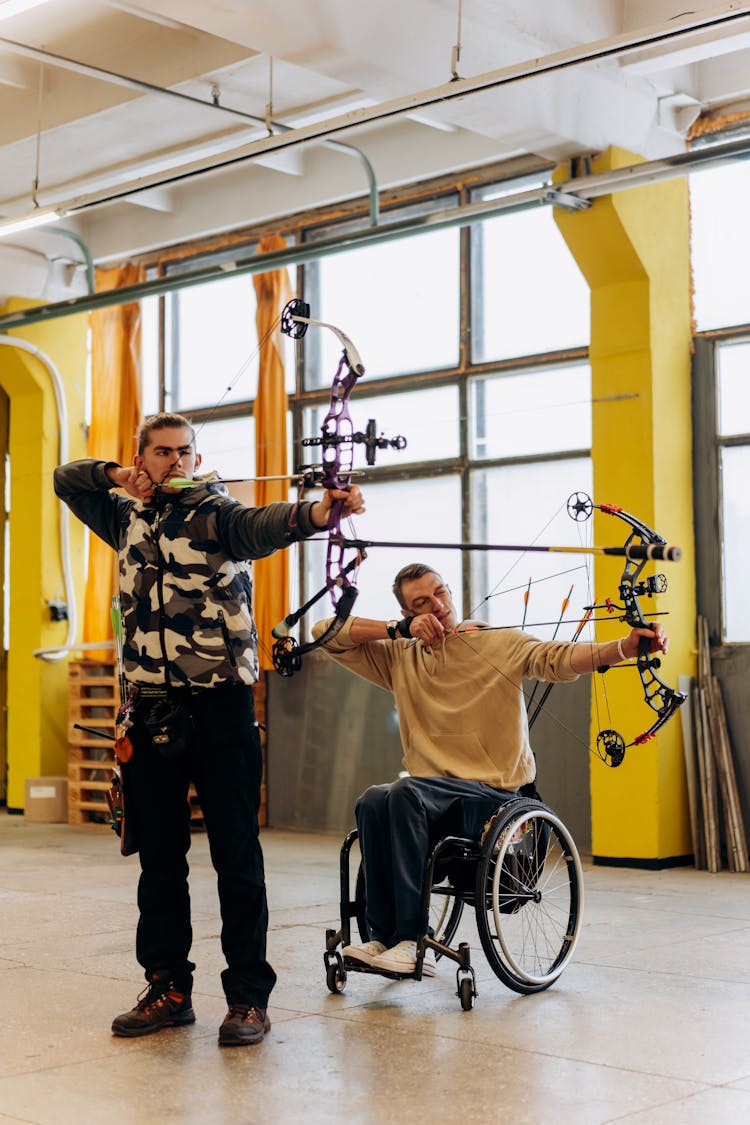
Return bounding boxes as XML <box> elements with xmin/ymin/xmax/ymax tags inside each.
<box><xmin>1</xmin><ymin>811</ymin><xmax>750</xmax><ymax>1125</ymax></box>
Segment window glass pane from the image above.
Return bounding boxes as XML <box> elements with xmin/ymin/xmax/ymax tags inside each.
<box><xmin>471</xmin><ymin>185</ymin><xmax>589</xmax><ymax>362</ymax></box>
<box><xmin>303</xmin><ymin>475</ymin><xmax>462</xmax><ymax>627</ymax></box>
<box><xmin>470</xmin><ymin>458</ymin><xmax>594</xmax><ymax>640</ymax></box>
<box><xmin>717</xmin><ymin>339</ymin><xmax>750</xmax><ymax>436</ymax></box>
<box><xmin>721</xmin><ymin>445</ymin><xmax>750</xmax><ymax>642</ymax></box>
<box><xmin>163</xmin><ymin>261</ymin><xmax>297</xmax><ymax>412</ymax></box>
<box><xmin>690</xmin><ymin>163</ymin><xmax>750</xmax><ymax>332</ymax></box>
<box><xmin>470</xmin><ymin>363</ymin><xmax>591</xmax><ymax>459</ymax></box>
<box><xmin>165</xmin><ymin>275</ymin><xmax>260</xmax><ymax>410</ymax></box>
<box><xmin>304</xmin><ymin>201</ymin><xmax>460</xmax><ymax>387</ymax></box>
<box><xmin>194</xmin><ymin>416</ymin><xmax>256</xmax><ymax>482</ymax></box>
<box><xmin>303</xmin><ymin>385</ymin><xmax>460</xmax><ymax>470</ymax></box>
<box><xmin>140</xmin><ymin>295</ymin><xmax>160</xmax><ymax>416</ymax></box>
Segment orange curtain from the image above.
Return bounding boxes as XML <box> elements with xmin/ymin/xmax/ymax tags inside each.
<box><xmin>252</xmin><ymin>236</ymin><xmax>292</xmax><ymax>669</ymax></box>
<box><xmin>84</xmin><ymin>263</ymin><xmax>144</xmax><ymax>656</ymax></box>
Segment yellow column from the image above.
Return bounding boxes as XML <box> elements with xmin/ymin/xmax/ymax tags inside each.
<box><xmin>555</xmin><ymin>147</ymin><xmax>696</xmax><ymax>863</ymax></box>
<box><xmin>0</xmin><ymin>302</ymin><xmax>88</xmax><ymax>809</ymax></box>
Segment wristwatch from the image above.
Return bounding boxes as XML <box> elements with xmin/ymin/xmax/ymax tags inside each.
<box><xmin>386</xmin><ymin>617</ymin><xmax>415</xmax><ymax>639</ymax></box>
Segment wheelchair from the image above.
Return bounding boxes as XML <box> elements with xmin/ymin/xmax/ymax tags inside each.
<box><xmin>324</xmin><ymin>796</ymin><xmax>584</xmax><ymax>1010</ymax></box>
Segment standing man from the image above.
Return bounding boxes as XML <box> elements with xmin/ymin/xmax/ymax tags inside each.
<box><xmin>312</xmin><ymin>563</ymin><xmax>668</xmax><ymax>977</ymax></box>
<box><xmin>55</xmin><ymin>412</ymin><xmax>363</xmax><ymax>1046</ymax></box>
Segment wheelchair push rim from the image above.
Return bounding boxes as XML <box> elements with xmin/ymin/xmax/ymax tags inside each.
<box><xmin>475</xmin><ymin>799</ymin><xmax>584</xmax><ymax>993</ymax></box>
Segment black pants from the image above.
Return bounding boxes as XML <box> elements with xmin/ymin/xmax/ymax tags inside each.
<box><xmin>124</xmin><ymin>683</ymin><xmax>276</xmax><ymax>1007</ymax></box>
<box><xmin>355</xmin><ymin>775</ymin><xmax>519</xmax><ymax>946</ymax></box>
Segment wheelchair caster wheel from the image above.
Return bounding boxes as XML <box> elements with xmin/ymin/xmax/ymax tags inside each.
<box><xmin>325</xmin><ymin>952</ymin><xmax>347</xmax><ymax>994</ymax></box>
<box><xmin>457</xmin><ymin>970</ymin><xmax>476</xmax><ymax>1011</ymax></box>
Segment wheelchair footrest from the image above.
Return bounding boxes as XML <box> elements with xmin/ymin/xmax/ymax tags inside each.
<box><xmin>342</xmin><ymin>959</ymin><xmax>416</xmax><ymax>980</ymax></box>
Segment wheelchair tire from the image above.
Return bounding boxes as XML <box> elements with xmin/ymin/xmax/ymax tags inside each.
<box><xmin>458</xmin><ymin>975</ymin><xmax>475</xmax><ymax>1011</ymax></box>
<box><xmin>474</xmin><ymin>798</ymin><xmax>583</xmax><ymax>994</ymax></box>
<box><xmin>326</xmin><ymin>958</ymin><xmax>347</xmax><ymax>994</ymax></box>
<box><xmin>354</xmin><ymin>860</ymin><xmax>465</xmax><ymax>954</ymax></box>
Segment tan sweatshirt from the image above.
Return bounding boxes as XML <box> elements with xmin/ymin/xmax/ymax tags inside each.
<box><xmin>311</xmin><ymin>617</ymin><xmax>579</xmax><ymax>790</ymax></box>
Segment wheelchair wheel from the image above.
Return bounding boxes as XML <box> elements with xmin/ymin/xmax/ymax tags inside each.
<box><xmin>354</xmin><ymin>860</ymin><xmax>465</xmax><ymax>953</ymax></box>
<box><xmin>326</xmin><ymin>954</ymin><xmax>347</xmax><ymax>994</ymax></box>
<box><xmin>474</xmin><ymin>798</ymin><xmax>583</xmax><ymax>995</ymax></box>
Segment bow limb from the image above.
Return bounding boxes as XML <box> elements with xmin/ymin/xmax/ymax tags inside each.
<box><xmin>271</xmin><ymin>580</ymin><xmax>359</xmax><ymax>677</ymax></box>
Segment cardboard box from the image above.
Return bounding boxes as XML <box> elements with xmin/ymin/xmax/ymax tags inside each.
<box><xmin>24</xmin><ymin>777</ymin><xmax>68</xmax><ymax>823</ymax></box>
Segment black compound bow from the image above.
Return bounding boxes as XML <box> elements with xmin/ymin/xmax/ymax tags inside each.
<box><xmin>566</xmin><ymin>491</ymin><xmax>687</xmax><ymax>766</ymax></box>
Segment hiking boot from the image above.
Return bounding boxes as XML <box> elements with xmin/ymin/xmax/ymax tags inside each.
<box><xmin>218</xmin><ymin>1004</ymin><xmax>271</xmax><ymax>1047</ymax></box>
<box><xmin>111</xmin><ymin>975</ymin><xmax>195</xmax><ymax>1038</ymax></box>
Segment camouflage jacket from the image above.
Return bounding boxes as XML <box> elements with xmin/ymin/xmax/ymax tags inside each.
<box><xmin>54</xmin><ymin>459</ymin><xmax>321</xmax><ymax>688</ymax></box>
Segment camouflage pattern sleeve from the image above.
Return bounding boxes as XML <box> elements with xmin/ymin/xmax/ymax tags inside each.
<box><xmin>53</xmin><ymin>459</ymin><xmax>133</xmax><ymax>550</ymax></box>
<box><xmin>214</xmin><ymin>497</ymin><xmax>321</xmax><ymax>561</ymax></box>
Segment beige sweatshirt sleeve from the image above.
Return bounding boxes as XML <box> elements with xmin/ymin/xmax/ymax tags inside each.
<box><xmin>311</xmin><ymin>616</ymin><xmax>398</xmax><ymax>691</ymax></box>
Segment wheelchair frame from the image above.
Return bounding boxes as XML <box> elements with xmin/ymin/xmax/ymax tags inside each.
<box><xmin>324</xmin><ymin>796</ymin><xmax>584</xmax><ymax>1010</ymax></box>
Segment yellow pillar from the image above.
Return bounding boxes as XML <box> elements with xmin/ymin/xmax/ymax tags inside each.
<box><xmin>554</xmin><ymin>147</ymin><xmax>696</xmax><ymax>864</ymax></box>
<box><xmin>0</xmin><ymin>302</ymin><xmax>88</xmax><ymax>809</ymax></box>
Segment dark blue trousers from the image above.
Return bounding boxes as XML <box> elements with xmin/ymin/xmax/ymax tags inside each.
<box><xmin>355</xmin><ymin>775</ymin><xmax>518</xmax><ymax>946</ymax></box>
<box><xmin>124</xmin><ymin>683</ymin><xmax>276</xmax><ymax>1008</ymax></box>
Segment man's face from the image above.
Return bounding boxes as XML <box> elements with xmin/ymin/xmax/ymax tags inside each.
<box><xmin>399</xmin><ymin>572</ymin><xmax>458</xmax><ymax>631</ymax></box>
<box><xmin>135</xmin><ymin>425</ymin><xmax>201</xmax><ymax>490</ymax></box>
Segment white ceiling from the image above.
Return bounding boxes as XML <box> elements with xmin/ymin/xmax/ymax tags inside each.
<box><xmin>1</xmin><ymin>0</ymin><xmax>750</xmax><ymax>291</ymax></box>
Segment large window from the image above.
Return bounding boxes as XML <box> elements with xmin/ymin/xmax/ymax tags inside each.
<box><xmin>471</xmin><ymin>180</ymin><xmax>590</xmax><ymax>362</ymax></box>
<box><xmin>717</xmin><ymin>339</ymin><xmax>750</xmax><ymax>642</ymax></box>
<box><xmin>303</xmin><ymin>199</ymin><xmax>461</xmax><ymax>387</ymax></box>
<box><xmin>690</xmin><ymin>162</ymin><xmax>750</xmax><ymax>332</ymax></box>
<box><xmin>691</xmin><ymin>153</ymin><xmax>750</xmax><ymax>644</ymax></box>
<box><xmin>141</xmin><ymin>164</ymin><xmax>593</xmax><ymax>640</ymax></box>
<box><xmin>468</xmin><ymin>363</ymin><xmax>593</xmax><ymax>638</ymax></box>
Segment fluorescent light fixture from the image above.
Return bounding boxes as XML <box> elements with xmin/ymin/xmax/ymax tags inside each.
<box><xmin>0</xmin><ymin>0</ymin><xmax>55</xmax><ymax>20</ymax></box>
<box><xmin>0</xmin><ymin>206</ymin><xmax>64</xmax><ymax>237</ymax></box>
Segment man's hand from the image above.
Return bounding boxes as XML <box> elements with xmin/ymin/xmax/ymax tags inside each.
<box><xmin>107</xmin><ymin>465</ymin><xmax>155</xmax><ymax>504</ymax></box>
<box><xmin>621</xmin><ymin>622</ymin><xmax>669</xmax><ymax>660</ymax></box>
<box><xmin>310</xmin><ymin>485</ymin><xmax>366</xmax><ymax>529</ymax></box>
<box><xmin>407</xmin><ymin>612</ymin><xmax>448</xmax><ymax>647</ymax></box>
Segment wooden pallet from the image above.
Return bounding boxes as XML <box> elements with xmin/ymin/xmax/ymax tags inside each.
<box><xmin>68</xmin><ymin>660</ymin><xmax>118</xmax><ymax>826</ymax></box>
<box><xmin>67</xmin><ymin>660</ymin><xmax>266</xmax><ymax>828</ymax></box>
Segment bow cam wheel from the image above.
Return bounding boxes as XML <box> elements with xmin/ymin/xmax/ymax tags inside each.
<box><xmin>567</xmin><ymin>491</ymin><xmax>593</xmax><ymax>522</ymax></box>
<box><xmin>272</xmin><ymin>636</ymin><xmax>301</xmax><ymax>677</ymax></box>
<box><xmin>597</xmin><ymin>729</ymin><xmax>626</xmax><ymax>767</ymax></box>
<box><xmin>281</xmin><ymin>298</ymin><xmax>310</xmax><ymax>338</ymax></box>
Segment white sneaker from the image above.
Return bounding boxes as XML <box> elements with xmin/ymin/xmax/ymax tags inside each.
<box><xmin>370</xmin><ymin>940</ymin><xmax>436</xmax><ymax>977</ymax></box>
<box><xmin>341</xmin><ymin>939</ymin><xmax>387</xmax><ymax>966</ymax></box>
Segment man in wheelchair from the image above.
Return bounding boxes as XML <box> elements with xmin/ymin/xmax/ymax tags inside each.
<box><xmin>312</xmin><ymin>563</ymin><xmax>668</xmax><ymax>978</ymax></box>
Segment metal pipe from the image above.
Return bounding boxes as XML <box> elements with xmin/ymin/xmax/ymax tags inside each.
<box><xmin>39</xmin><ymin>225</ymin><xmax>95</xmax><ymax>293</ymax></box>
<box><xmin>0</xmin><ymin>35</ymin><xmax>380</xmax><ymax>225</ymax></box>
<box><xmin>0</xmin><ymin>131</ymin><xmax>749</xmax><ymax>334</ymax></box>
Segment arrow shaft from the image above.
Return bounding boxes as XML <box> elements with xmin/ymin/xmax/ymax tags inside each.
<box><xmin>322</xmin><ymin>536</ymin><xmax>681</xmax><ymax>562</ymax></box>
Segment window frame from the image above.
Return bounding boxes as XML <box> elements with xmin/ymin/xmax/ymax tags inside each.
<box><xmin>693</xmin><ymin>327</ymin><xmax>750</xmax><ymax>646</ymax></box>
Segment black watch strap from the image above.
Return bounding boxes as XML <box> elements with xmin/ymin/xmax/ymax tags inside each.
<box><xmin>396</xmin><ymin>616</ymin><xmax>415</xmax><ymax>638</ymax></box>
